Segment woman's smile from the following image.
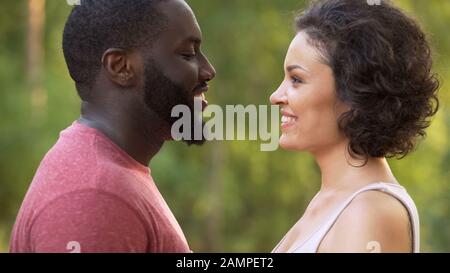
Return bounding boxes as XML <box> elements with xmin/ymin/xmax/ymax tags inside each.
<box><xmin>281</xmin><ymin>109</ymin><xmax>298</xmax><ymax>130</ymax></box>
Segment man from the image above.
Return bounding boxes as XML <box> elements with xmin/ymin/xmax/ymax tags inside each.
<box><xmin>10</xmin><ymin>0</ymin><xmax>215</xmax><ymax>253</ymax></box>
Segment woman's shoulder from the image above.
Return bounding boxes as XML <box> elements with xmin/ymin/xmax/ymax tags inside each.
<box><xmin>319</xmin><ymin>189</ymin><xmax>412</xmax><ymax>252</ymax></box>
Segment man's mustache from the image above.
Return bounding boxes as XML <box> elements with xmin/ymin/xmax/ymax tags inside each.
<box><xmin>192</xmin><ymin>82</ymin><xmax>209</xmax><ymax>94</ymax></box>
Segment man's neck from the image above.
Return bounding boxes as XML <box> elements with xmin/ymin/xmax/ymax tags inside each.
<box><xmin>79</xmin><ymin>101</ymin><xmax>167</xmax><ymax>166</ymax></box>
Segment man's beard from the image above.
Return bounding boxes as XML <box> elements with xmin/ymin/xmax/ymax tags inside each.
<box><xmin>143</xmin><ymin>58</ymin><xmax>206</xmax><ymax>145</ymax></box>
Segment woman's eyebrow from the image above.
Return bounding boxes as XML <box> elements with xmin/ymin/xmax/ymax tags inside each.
<box><xmin>287</xmin><ymin>64</ymin><xmax>309</xmax><ymax>73</ymax></box>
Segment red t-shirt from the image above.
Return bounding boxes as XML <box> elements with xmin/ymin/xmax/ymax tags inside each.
<box><xmin>10</xmin><ymin>121</ymin><xmax>190</xmax><ymax>253</ymax></box>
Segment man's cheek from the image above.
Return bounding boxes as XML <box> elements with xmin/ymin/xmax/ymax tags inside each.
<box><xmin>174</xmin><ymin>67</ymin><xmax>198</xmax><ymax>91</ymax></box>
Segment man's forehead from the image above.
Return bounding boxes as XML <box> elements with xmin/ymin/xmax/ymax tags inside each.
<box><xmin>158</xmin><ymin>0</ymin><xmax>202</xmax><ymax>38</ymax></box>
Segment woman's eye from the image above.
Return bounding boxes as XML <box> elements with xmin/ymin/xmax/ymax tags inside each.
<box><xmin>291</xmin><ymin>76</ymin><xmax>303</xmax><ymax>85</ymax></box>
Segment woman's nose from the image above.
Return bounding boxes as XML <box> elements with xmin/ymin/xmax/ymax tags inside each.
<box><xmin>270</xmin><ymin>83</ymin><xmax>288</xmax><ymax>105</ymax></box>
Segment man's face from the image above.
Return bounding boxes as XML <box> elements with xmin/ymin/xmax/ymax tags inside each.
<box><xmin>142</xmin><ymin>0</ymin><xmax>216</xmax><ymax>144</ymax></box>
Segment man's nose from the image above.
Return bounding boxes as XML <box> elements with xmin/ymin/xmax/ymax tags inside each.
<box><xmin>199</xmin><ymin>55</ymin><xmax>216</xmax><ymax>82</ymax></box>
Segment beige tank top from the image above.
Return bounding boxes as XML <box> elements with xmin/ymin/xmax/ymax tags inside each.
<box><xmin>272</xmin><ymin>182</ymin><xmax>420</xmax><ymax>253</ymax></box>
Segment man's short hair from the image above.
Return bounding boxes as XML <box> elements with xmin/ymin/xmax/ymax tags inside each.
<box><xmin>63</xmin><ymin>0</ymin><xmax>169</xmax><ymax>97</ymax></box>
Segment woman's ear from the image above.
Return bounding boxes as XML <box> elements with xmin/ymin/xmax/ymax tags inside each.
<box><xmin>101</xmin><ymin>48</ymin><xmax>137</xmax><ymax>88</ymax></box>
<box><xmin>334</xmin><ymin>97</ymin><xmax>351</xmax><ymax>117</ymax></box>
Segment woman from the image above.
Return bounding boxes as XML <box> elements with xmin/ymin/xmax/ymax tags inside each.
<box><xmin>270</xmin><ymin>0</ymin><xmax>439</xmax><ymax>253</ymax></box>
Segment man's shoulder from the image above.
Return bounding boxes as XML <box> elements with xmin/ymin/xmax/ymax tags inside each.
<box><xmin>94</xmin><ymin>161</ymin><xmax>151</xmax><ymax>196</ymax></box>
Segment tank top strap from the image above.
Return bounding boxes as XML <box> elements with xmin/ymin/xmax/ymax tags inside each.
<box><xmin>290</xmin><ymin>182</ymin><xmax>420</xmax><ymax>253</ymax></box>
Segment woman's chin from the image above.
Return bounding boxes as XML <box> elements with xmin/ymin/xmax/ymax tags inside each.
<box><xmin>279</xmin><ymin>133</ymin><xmax>308</xmax><ymax>152</ymax></box>
<box><xmin>279</xmin><ymin>134</ymin><xmax>302</xmax><ymax>151</ymax></box>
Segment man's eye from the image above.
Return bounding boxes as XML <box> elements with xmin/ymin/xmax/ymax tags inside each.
<box><xmin>181</xmin><ymin>53</ymin><xmax>196</xmax><ymax>60</ymax></box>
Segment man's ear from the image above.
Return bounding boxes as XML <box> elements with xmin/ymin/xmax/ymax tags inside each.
<box><xmin>101</xmin><ymin>48</ymin><xmax>137</xmax><ymax>88</ymax></box>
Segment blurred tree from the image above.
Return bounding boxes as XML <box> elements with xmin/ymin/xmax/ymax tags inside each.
<box><xmin>0</xmin><ymin>0</ymin><xmax>448</xmax><ymax>253</ymax></box>
<box><xmin>27</xmin><ymin>0</ymin><xmax>46</xmax><ymax>121</ymax></box>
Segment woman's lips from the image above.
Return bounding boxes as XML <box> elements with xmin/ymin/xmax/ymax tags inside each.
<box><xmin>281</xmin><ymin>110</ymin><xmax>297</xmax><ymax>129</ymax></box>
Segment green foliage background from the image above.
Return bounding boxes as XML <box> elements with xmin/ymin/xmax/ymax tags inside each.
<box><xmin>0</xmin><ymin>0</ymin><xmax>448</xmax><ymax>252</ymax></box>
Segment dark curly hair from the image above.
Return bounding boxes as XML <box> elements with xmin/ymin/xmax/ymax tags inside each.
<box><xmin>63</xmin><ymin>0</ymin><xmax>168</xmax><ymax>98</ymax></box>
<box><xmin>296</xmin><ymin>0</ymin><xmax>440</xmax><ymax>161</ymax></box>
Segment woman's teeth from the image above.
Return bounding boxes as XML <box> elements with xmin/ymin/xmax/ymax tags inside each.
<box><xmin>281</xmin><ymin>116</ymin><xmax>297</xmax><ymax>124</ymax></box>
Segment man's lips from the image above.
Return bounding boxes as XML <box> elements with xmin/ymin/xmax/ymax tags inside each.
<box><xmin>193</xmin><ymin>83</ymin><xmax>209</xmax><ymax>96</ymax></box>
<box><xmin>193</xmin><ymin>83</ymin><xmax>209</xmax><ymax>111</ymax></box>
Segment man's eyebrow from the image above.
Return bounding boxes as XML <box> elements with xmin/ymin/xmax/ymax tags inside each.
<box><xmin>287</xmin><ymin>64</ymin><xmax>309</xmax><ymax>73</ymax></box>
<box><xmin>184</xmin><ymin>36</ymin><xmax>202</xmax><ymax>44</ymax></box>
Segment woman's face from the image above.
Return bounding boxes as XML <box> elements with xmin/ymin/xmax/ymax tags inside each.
<box><xmin>270</xmin><ymin>31</ymin><xmax>347</xmax><ymax>153</ymax></box>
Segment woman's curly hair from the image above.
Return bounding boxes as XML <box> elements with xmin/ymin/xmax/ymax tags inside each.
<box><xmin>296</xmin><ymin>0</ymin><xmax>440</xmax><ymax>160</ymax></box>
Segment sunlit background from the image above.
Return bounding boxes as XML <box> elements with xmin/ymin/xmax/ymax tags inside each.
<box><xmin>0</xmin><ymin>0</ymin><xmax>449</xmax><ymax>252</ymax></box>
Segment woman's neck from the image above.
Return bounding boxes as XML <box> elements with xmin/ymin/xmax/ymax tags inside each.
<box><xmin>312</xmin><ymin>141</ymin><xmax>397</xmax><ymax>194</ymax></box>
